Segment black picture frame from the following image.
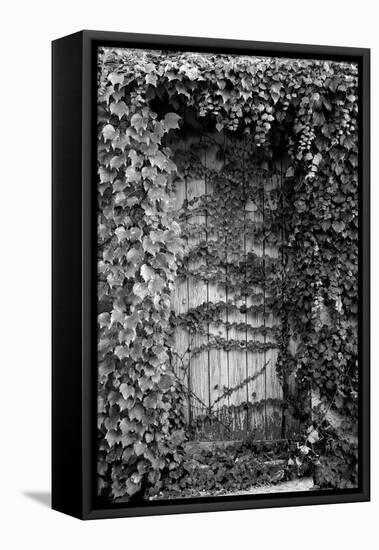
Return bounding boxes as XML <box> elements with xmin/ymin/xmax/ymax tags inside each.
<box><xmin>52</xmin><ymin>30</ymin><xmax>370</xmax><ymax>520</ymax></box>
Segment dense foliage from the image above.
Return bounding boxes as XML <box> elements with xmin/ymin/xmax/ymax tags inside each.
<box><xmin>97</xmin><ymin>47</ymin><xmax>359</xmax><ymax>501</ymax></box>
<box><xmin>158</xmin><ymin>439</ymin><xmax>307</xmax><ymax>499</ymax></box>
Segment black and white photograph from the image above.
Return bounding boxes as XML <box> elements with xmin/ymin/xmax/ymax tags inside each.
<box><xmin>96</xmin><ymin>46</ymin><xmax>361</xmax><ymax>504</ymax></box>
<box><xmin>2</xmin><ymin>0</ymin><xmax>376</xmax><ymax>543</ymax></box>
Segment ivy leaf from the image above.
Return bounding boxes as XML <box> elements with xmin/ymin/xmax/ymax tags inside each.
<box><xmin>299</xmin><ymin>444</ymin><xmax>310</xmax><ymax>455</ymax></box>
<box><xmin>128</xmin><ymin>149</ymin><xmax>144</xmax><ymax>167</ymax></box>
<box><xmin>119</xmin><ymin>383</ymin><xmax>135</xmax><ymax>401</ymax></box>
<box><xmin>140</xmin><ymin>264</ymin><xmax>155</xmax><ymax>282</ymax></box>
<box><xmin>110</xmin><ymin>101</ymin><xmax>129</xmax><ymax>120</ymax></box>
<box><xmin>149</xmin><ymin>230</ymin><xmax>165</xmax><ymax>243</ymax></box>
<box><xmin>142</xmin><ymin>236</ymin><xmax>161</xmax><ymax>256</ymax></box>
<box><xmin>129</xmin><ymin>403</ymin><xmax>145</xmax><ymax>422</ymax></box>
<box><xmin>285</xmin><ymin>166</ymin><xmax>295</xmax><ymax>178</ymax></box>
<box><xmin>270</xmin><ymin>82</ymin><xmax>282</xmax><ymax>104</ymax></box>
<box><xmin>114</xmin><ymin>345</ymin><xmax>129</xmax><ymax>360</ymax></box>
<box><xmin>139</xmin><ymin>376</ymin><xmax>154</xmax><ymax>392</ymax></box>
<box><xmin>150</xmin><ymin>151</ymin><xmax>169</xmax><ymax>170</ymax></box>
<box><xmin>159</xmin><ymin>374</ymin><xmax>173</xmax><ymax>391</ymax></box>
<box><xmin>174</xmin><ymin>81</ymin><xmax>191</xmax><ymax>99</ymax></box>
<box><xmin>98</xmin><ymin>312</ymin><xmax>110</xmax><ymax>328</ymax></box>
<box><xmin>124</xmin><ymin>311</ymin><xmax>140</xmax><ymax>330</ymax></box>
<box><xmin>108</xmin><ymin>72</ymin><xmax>125</xmax><ymax>86</ymax></box>
<box><xmin>321</xmin><ymin>220</ymin><xmax>330</xmax><ymax>231</ymax></box>
<box><xmin>119</xmin><ymin>423</ymin><xmax>134</xmax><ymax>445</ymax></box>
<box><xmin>144</xmin><ymin>62</ymin><xmax>156</xmax><ymax>74</ymax></box>
<box><xmin>98</xmin><ymin>166</ymin><xmax>117</xmax><ymax>184</ymax></box>
<box><xmin>217</xmin><ymin>89</ymin><xmax>231</xmax><ymax>103</ymax></box>
<box><xmin>125</xmin><ymin>166</ymin><xmax>141</xmax><ymax>183</ymax></box>
<box><xmin>328</xmin><ymin>78</ymin><xmax>339</xmax><ymax>93</ymax></box>
<box><xmin>133</xmin><ymin>442</ymin><xmax>146</xmax><ymax>456</ymax></box>
<box><xmin>181</xmin><ymin>64</ymin><xmax>200</xmax><ymax>80</ymax></box>
<box><xmin>99</xmin><ymin>84</ymin><xmax>115</xmax><ymax>105</ymax></box>
<box><xmin>111</xmin><ymin>307</ymin><xmax>125</xmax><ymax>326</ymax></box>
<box><xmin>105</xmin><ymin>429</ymin><xmax>121</xmax><ymax>447</ymax></box>
<box><xmin>112</xmin><ymin>131</ymin><xmax>130</xmax><ymax>151</ymax></box>
<box><xmin>119</xmin><ymin>328</ymin><xmax>135</xmax><ymax>346</ymax></box>
<box><xmin>145</xmin><ymin>73</ymin><xmax>158</xmax><ymax>86</ymax></box>
<box><xmin>148</xmin><ymin>275</ymin><xmax>166</xmax><ymax>294</ymax></box>
<box><xmin>145</xmin><ymin>432</ymin><xmax>154</xmax><ymax>444</ymax></box>
<box><xmin>126</xmin><ymin>247</ymin><xmax>144</xmax><ymax>265</ymax></box>
<box><xmin>99</xmin><ymin>359</ymin><xmax>114</xmax><ymax>380</ymax></box>
<box><xmin>144</xmin><ymin>392</ymin><xmax>158</xmax><ymax>409</ymax></box>
<box><xmin>102</xmin><ymin>124</ymin><xmax>117</xmax><ymax>141</ymax></box>
<box><xmin>125</xmin><ymin>477</ymin><xmax>141</xmax><ymax>496</ymax></box>
<box><xmin>342</xmin><ymin>135</ymin><xmax>355</xmax><ymax>151</ymax></box>
<box><xmin>332</xmin><ymin>221</ymin><xmax>345</xmax><ymax>233</ymax></box>
<box><xmin>307</xmin><ymin>429</ymin><xmax>319</xmax><ymax>444</ymax></box>
<box><xmin>115</xmin><ymin>226</ymin><xmax>128</xmax><ymax>242</ymax></box>
<box><xmin>132</xmin><ymin>282</ymin><xmax>149</xmax><ymax>300</ymax></box>
<box><xmin>129</xmin><ymin>227</ymin><xmax>143</xmax><ymax>241</ymax></box>
<box><xmin>240</xmin><ymin>90</ymin><xmax>252</xmax><ymax>101</ymax></box>
<box><xmin>109</xmin><ymin>153</ymin><xmax>127</xmax><ymax>170</ymax></box>
<box><xmin>163</xmin><ymin>113</ymin><xmax>181</xmax><ymax>131</ymax></box>
<box><xmin>131</xmin><ymin>113</ymin><xmax>148</xmax><ymax>131</ymax></box>
<box><xmin>131</xmin><ymin>473</ymin><xmax>143</xmax><ymax>485</ymax></box>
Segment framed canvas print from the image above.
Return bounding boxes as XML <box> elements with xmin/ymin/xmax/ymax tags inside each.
<box><xmin>52</xmin><ymin>30</ymin><xmax>370</xmax><ymax>520</ymax></box>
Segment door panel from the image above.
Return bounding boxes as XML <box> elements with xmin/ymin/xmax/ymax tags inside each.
<box><xmin>170</xmin><ymin>133</ymin><xmax>289</xmax><ymax>441</ymax></box>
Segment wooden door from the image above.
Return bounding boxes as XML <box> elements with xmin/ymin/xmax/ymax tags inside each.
<box><xmin>170</xmin><ymin>133</ymin><xmax>287</xmax><ymax>441</ymax></box>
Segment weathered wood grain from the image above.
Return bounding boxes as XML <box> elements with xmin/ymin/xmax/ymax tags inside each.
<box><xmin>171</xmin><ymin>177</ymin><xmax>191</xmax><ymax>421</ymax></box>
<box><xmin>227</xmin><ymin>226</ymin><xmax>248</xmax><ymax>437</ymax></box>
<box><xmin>186</xmin><ymin>177</ymin><xmax>209</xmax><ymax>423</ymax></box>
<box><xmin>246</xmin><ymin>177</ymin><xmax>266</xmax><ymax>439</ymax></box>
<box><xmin>169</xmin><ymin>133</ymin><xmax>292</xmax><ymax>441</ymax></box>
<box><xmin>207</xmin><ymin>177</ymin><xmax>229</xmax><ymax>437</ymax></box>
<box><xmin>264</xmin><ymin>174</ymin><xmax>283</xmax><ymax>439</ymax></box>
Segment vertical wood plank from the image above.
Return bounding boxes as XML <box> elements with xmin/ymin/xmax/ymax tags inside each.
<box><xmin>227</xmin><ymin>186</ymin><xmax>248</xmax><ymax>439</ymax></box>
<box><xmin>264</xmin><ymin>173</ymin><xmax>283</xmax><ymax>439</ymax></box>
<box><xmin>207</xmin><ymin>177</ymin><xmax>229</xmax><ymax>438</ymax></box>
<box><xmin>246</xmin><ymin>174</ymin><xmax>266</xmax><ymax>439</ymax></box>
<box><xmin>171</xmin><ymin>176</ymin><xmax>191</xmax><ymax>422</ymax></box>
<box><xmin>187</xmin><ymin>177</ymin><xmax>209</xmax><ymax>429</ymax></box>
<box><xmin>170</xmin><ymin>131</ymin><xmax>292</xmax><ymax>442</ymax></box>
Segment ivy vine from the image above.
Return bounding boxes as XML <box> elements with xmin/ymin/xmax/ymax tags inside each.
<box><xmin>97</xmin><ymin>46</ymin><xmax>359</xmax><ymax>501</ymax></box>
